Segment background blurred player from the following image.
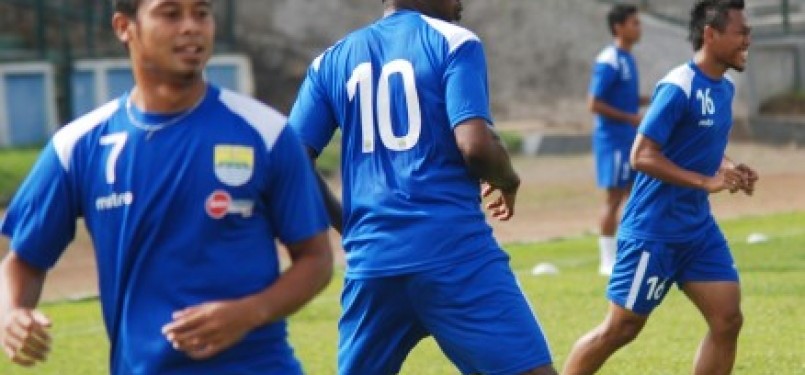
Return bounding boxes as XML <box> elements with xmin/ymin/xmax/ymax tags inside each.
<box><xmin>563</xmin><ymin>1</ymin><xmax>756</xmax><ymax>374</ymax></box>
<box><xmin>588</xmin><ymin>4</ymin><xmax>649</xmax><ymax>276</ymax></box>
<box><xmin>288</xmin><ymin>0</ymin><xmax>557</xmax><ymax>374</ymax></box>
<box><xmin>0</xmin><ymin>1</ymin><xmax>332</xmax><ymax>373</ymax></box>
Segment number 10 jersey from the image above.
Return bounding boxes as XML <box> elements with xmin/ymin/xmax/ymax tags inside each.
<box><xmin>289</xmin><ymin>10</ymin><xmax>504</xmax><ymax>278</ymax></box>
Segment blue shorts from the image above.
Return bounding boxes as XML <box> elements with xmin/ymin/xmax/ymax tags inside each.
<box><xmin>608</xmin><ymin>227</ymin><xmax>739</xmax><ymax>315</ymax></box>
<box><xmin>338</xmin><ymin>256</ymin><xmax>553</xmax><ymax>375</ymax></box>
<box><xmin>593</xmin><ymin>141</ymin><xmax>634</xmax><ymax>189</ymax></box>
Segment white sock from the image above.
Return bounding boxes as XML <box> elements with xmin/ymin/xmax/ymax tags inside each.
<box><xmin>598</xmin><ymin>236</ymin><xmax>616</xmax><ymax>273</ymax></box>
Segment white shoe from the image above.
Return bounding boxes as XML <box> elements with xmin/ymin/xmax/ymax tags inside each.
<box><xmin>598</xmin><ymin>263</ymin><xmax>613</xmax><ymax>276</ymax></box>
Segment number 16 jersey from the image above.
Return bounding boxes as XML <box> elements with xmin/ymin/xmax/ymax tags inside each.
<box><xmin>289</xmin><ymin>10</ymin><xmax>504</xmax><ymax>278</ymax></box>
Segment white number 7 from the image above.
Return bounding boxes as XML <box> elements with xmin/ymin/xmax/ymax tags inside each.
<box><xmin>99</xmin><ymin>133</ymin><xmax>128</xmax><ymax>184</ymax></box>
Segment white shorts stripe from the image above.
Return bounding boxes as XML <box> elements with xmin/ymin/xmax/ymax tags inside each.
<box><xmin>613</xmin><ymin>149</ymin><xmax>622</xmax><ymax>183</ymax></box>
<box><xmin>625</xmin><ymin>251</ymin><xmax>651</xmax><ymax>310</ymax></box>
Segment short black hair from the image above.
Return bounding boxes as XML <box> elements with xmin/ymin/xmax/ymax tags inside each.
<box><xmin>114</xmin><ymin>0</ymin><xmax>142</xmax><ymax>17</ymax></box>
<box><xmin>689</xmin><ymin>0</ymin><xmax>745</xmax><ymax>51</ymax></box>
<box><xmin>607</xmin><ymin>4</ymin><xmax>638</xmax><ymax>36</ymax></box>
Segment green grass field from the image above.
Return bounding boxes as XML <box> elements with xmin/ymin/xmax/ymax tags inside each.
<box><xmin>0</xmin><ymin>147</ymin><xmax>40</xmax><ymax>206</ymax></box>
<box><xmin>1</xmin><ymin>212</ymin><xmax>803</xmax><ymax>374</ymax></box>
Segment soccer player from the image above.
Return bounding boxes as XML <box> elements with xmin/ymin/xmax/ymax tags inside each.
<box><xmin>288</xmin><ymin>0</ymin><xmax>557</xmax><ymax>374</ymax></box>
<box><xmin>563</xmin><ymin>1</ymin><xmax>756</xmax><ymax>374</ymax></box>
<box><xmin>0</xmin><ymin>1</ymin><xmax>333</xmax><ymax>374</ymax></box>
<box><xmin>588</xmin><ymin>4</ymin><xmax>648</xmax><ymax>276</ymax></box>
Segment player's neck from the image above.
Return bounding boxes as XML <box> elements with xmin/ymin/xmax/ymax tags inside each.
<box><xmin>129</xmin><ymin>78</ymin><xmax>207</xmax><ymax>113</ymax></box>
<box><xmin>694</xmin><ymin>50</ymin><xmax>728</xmax><ymax>80</ymax></box>
<box><xmin>614</xmin><ymin>38</ymin><xmax>633</xmax><ymax>52</ymax></box>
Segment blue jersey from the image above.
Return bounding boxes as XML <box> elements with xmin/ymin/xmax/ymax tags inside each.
<box><xmin>1</xmin><ymin>85</ymin><xmax>329</xmax><ymax>374</ymax></box>
<box><xmin>289</xmin><ymin>10</ymin><xmax>503</xmax><ymax>278</ymax></box>
<box><xmin>589</xmin><ymin>45</ymin><xmax>640</xmax><ymax>146</ymax></box>
<box><xmin>620</xmin><ymin>62</ymin><xmax>735</xmax><ymax>242</ymax></box>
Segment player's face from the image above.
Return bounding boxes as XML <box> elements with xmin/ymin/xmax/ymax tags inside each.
<box><xmin>712</xmin><ymin>9</ymin><xmax>751</xmax><ymax>72</ymax></box>
<box><xmin>621</xmin><ymin>13</ymin><xmax>642</xmax><ymax>44</ymax></box>
<box><xmin>421</xmin><ymin>0</ymin><xmax>462</xmax><ymax>22</ymax></box>
<box><xmin>115</xmin><ymin>0</ymin><xmax>215</xmax><ymax>83</ymax></box>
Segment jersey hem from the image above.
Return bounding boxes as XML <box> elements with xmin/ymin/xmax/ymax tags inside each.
<box><xmin>344</xmin><ymin>245</ymin><xmax>507</xmax><ymax>280</ymax></box>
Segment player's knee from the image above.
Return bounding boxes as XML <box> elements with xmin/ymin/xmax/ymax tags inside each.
<box><xmin>600</xmin><ymin>317</ymin><xmax>643</xmax><ymax>346</ymax></box>
<box><xmin>710</xmin><ymin>310</ymin><xmax>743</xmax><ymax>339</ymax></box>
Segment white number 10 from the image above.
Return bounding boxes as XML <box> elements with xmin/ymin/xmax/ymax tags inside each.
<box><xmin>347</xmin><ymin>59</ymin><xmax>422</xmax><ymax>153</ymax></box>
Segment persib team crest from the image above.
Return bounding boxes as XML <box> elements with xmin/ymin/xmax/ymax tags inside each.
<box><xmin>214</xmin><ymin>145</ymin><xmax>254</xmax><ymax>186</ymax></box>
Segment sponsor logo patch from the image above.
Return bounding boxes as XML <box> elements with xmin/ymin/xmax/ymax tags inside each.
<box><xmin>214</xmin><ymin>145</ymin><xmax>254</xmax><ymax>186</ymax></box>
<box><xmin>206</xmin><ymin>190</ymin><xmax>232</xmax><ymax>219</ymax></box>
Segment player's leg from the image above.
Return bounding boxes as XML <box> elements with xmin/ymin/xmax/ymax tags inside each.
<box><xmin>598</xmin><ymin>187</ymin><xmax>628</xmax><ymax>275</ymax></box>
<box><xmin>412</xmin><ymin>256</ymin><xmax>556</xmax><ymax>375</ymax></box>
<box><xmin>678</xmin><ymin>230</ymin><xmax>742</xmax><ymax>375</ymax></box>
<box><xmin>562</xmin><ymin>303</ymin><xmax>647</xmax><ymax>375</ymax></box>
<box><xmin>682</xmin><ymin>282</ymin><xmax>741</xmax><ymax>375</ymax></box>
<box><xmin>338</xmin><ymin>276</ymin><xmax>428</xmax><ymax>375</ymax></box>
<box><xmin>563</xmin><ymin>238</ymin><xmax>674</xmax><ymax>374</ymax></box>
<box><xmin>594</xmin><ymin>144</ymin><xmax>631</xmax><ymax>276</ymax></box>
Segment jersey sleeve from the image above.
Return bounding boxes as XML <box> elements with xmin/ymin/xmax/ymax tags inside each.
<box><xmin>638</xmin><ymin>83</ymin><xmax>688</xmax><ymax>146</ymax></box>
<box><xmin>288</xmin><ymin>61</ymin><xmax>339</xmax><ymax>156</ymax></box>
<box><xmin>444</xmin><ymin>40</ymin><xmax>494</xmax><ymax>128</ymax></box>
<box><xmin>0</xmin><ymin>143</ymin><xmax>79</xmax><ymax>270</ymax></box>
<box><xmin>589</xmin><ymin>62</ymin><xmax>618</xmax><ymax>100</ymax></box>
<box><xmin>264</xmin><ymin>126</ymin><xmax>330</xmax><ymax>244</ymax></box>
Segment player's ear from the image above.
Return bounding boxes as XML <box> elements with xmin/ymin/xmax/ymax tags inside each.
<box><xmin>702</xmin><ymin>24</ymin><xmax>716</xmax><ymax>46</ymax></box>
<box><xmin>112</xmin><ymin>12</ymin><xmax>134</xmax><ymax>45</ymax></box>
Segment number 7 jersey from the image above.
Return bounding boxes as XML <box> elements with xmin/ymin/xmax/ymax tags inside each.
<box><xmin>289</xmin><ymin>10</ymin><xmax>505</xmax><ymax>278</ymax></box>
<box><xmin>1</xmin><ymin>84</ymin><xmax>328</xmax><ymax>374</ymax></box>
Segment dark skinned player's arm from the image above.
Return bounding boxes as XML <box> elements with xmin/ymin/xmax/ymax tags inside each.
<box><xmin>305</xmin><ymin>147</ymin><xmax>344</xmax><ymax>234</ymax></box>
<box><xmin>453</xmin><ymin>118</ymin><xmax>520</xmax><ymax>193</ymax></box>
<box><xmin>588</xmin><ymin>94</ymin><xmax>641</xmax><ymax>127</ymax></box>
<box><xmin>630</xmin><ymin>134</ymin><xmax>745</xmax><ymax>193</ymax></box>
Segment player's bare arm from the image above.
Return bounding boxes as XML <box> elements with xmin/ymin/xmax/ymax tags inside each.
<box><xmin>454</xmin><ymin>118</ymin><xmax>520</xmax><ymax>220</ymax></box>
<box><xmin>0</xmin><ymin>253</ymin><xmax>52</xmax><ymax>367</ymax></box>
<box><xmin>630</xmin><ymin>134</ymin><xmax>750</xmax><ymax>193</ymax></box>
<box><xmin>588</xmin><ymin>95</ymin><xmax>642</xmax><ymax>127</ymax></box>
<box><xmin>306</xmin><ymin>146</ymin><xmax>344</xmax><ymax>234</ymax></box>
<box><xmin>162</xmin><ymin>231</ymin><xmax>333</xmax><ymax>360</ymax></box>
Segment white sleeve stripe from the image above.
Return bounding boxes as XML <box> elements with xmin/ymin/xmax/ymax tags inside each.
<box><xmin>218</xmin><ymin>89</ymin><xmax>286</xmax><ymax>150</ymax></box>
<box><xmin>595</xmin><ymin>46</ymin><xmax>619</xmax><ymax>70</ymax></box>
<box><xmin>52</xmin><ymin>99</ymin><xmax>120</xmax><ymax>170</ymax></box>
<box><xmin>421</xmin><ymin>15</ymin><xmax>480</xmax><ymax>53</ymax></box>
<box><xmin>657</xmin><ymin>64</ymin><xmax>695</xmax><ymax>99</ymax></box>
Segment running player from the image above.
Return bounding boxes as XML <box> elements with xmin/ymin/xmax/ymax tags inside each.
<box><xmin>563</xmin><ymin>1</ymin><xmax>756</xmax><ymax>374</ymax></box>
<box><xmin>288</xmin><ymin>0</ymin><xmax>556</xmax><ymax>374</ymax></box>
<box><xmin>0</xmin><ymin>1</ymin><xmax>332</xmax><ymax>373</ymax></box>
<box><xmin>589</xmin><ymin>4</ymin><xmax>648</xmax><ymax>276</ymax></box>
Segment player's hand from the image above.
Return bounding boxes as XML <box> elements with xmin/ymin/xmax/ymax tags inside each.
<box><xmin>162</xmin><ymin>299</ymin><xmax>257</xmax><ymax>360</ymax></box>
<box><xmin>735</xmin><ymin>163</ymin><xmax>758</xmax><ymax>196</ymax></box>
<box><xmin>1</xmin><ymin>308</ymin><xmax>52</xmax><ymax>367</ymax></box>
<box><xmin>481</xmin><ymin>181</ymin><xmax>518</xmax><ymax>221</ymax></box>
<box><xmin>705</xmin><ymin>163</ymin><xmax>749</xmax><ymax>194</ymax></box>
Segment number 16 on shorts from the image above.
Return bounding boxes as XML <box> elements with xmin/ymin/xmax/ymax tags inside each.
<box><xmin>608</xmin><ymin>241</ymin><xmax>674</xmax><ymax>315</ymax></box>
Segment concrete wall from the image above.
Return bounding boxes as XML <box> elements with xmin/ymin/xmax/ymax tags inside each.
<box><xmin>233</xmin><ymin>0</ymin><xmax>718</xmax><ymax>129</ymax></box>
